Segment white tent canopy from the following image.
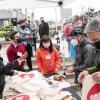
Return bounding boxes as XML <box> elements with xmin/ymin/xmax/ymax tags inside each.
<box><xmin>0</xmin><ymin>0</ymin><xmax>75</xmax><ymax>9</ymax></box>
<box><xmin>0</xmin><ymin>0</ymin><xmax>75</xmax><ymax>31</ymax></box>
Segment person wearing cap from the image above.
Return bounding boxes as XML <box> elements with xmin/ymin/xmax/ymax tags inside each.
<box><xmin>6</xmin><ymin>31</ymin><xmax>27</xmax><ymax>72</ymax></box>
<box><xmin>66</xmin><ymin>27</ymin><xmax>94</xmax><ymax>83</ymax></box>
<box><xmin>16</xmin><ymin>20</ymin><xmax>34</xmax><ymax>71</ymax></box>
<box><xmin>78</xmin><ymin>19</ymin><xmax>100</xmax><ymax>84</ymax></box>
<box><xmin>0</xmin><ymin>43</ymin><xmax>25</xmax><ymax>98</ymax></box>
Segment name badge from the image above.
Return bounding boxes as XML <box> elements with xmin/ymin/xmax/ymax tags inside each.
<box><xmin>46</xmin><ymin>55</ymin><xmax>51</xmax><ymax>60</ymax></box>
<box><xmin>17</xmin><ymin>52</ymin><xmax>22</xmax><ymax>57</ymax></box>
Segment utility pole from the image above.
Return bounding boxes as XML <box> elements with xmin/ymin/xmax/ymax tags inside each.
<box><xmin>25</xmin><ymin>8</ymin><xmax>28</xmax><ymax>22</ymax></box>
<box><xmin>60</xmin><ymin>5</ymin><xmax>63</xmax><ymax>31</ymax></box>
<box><xmin>55</xmin><ymin>7</ymin><xmax>58</xmax><ymax>32</ymax></box>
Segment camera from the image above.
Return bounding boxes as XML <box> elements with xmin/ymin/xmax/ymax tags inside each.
<box><xmin>17</xmin><ymin>38</ymin><xmax>22</xmax><ymax>43</ymax></box>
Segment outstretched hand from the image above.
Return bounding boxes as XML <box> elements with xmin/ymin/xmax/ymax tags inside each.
<box><xmin>92</xmin><ymin>72</ymin><xmax>100</xmax><ymax>83</ymax></box>
<box><xmin>78</xmin><ymin>70</ymin><xmax>89</xmax><ymax>83</ymax></box>
<box><xmin>21</xmin><ymin>52</ymin><xmax>28</xmax><ymax>59</ymax></box>
<box><xmin>17</xmin><ymin>58</ymin><xmax>25</xmax><ymax>66</ymax></box>
<box><xmin>17</xmin><ymin>52</ymin><xmax>27</xmax><ymax>65</ymax></box>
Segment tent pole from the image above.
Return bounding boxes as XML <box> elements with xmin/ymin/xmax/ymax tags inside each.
<box><xmin>25</xmin><ymin>8</ymin><xmax>28</xmax><ymax>22</ymax></box>
<box><xmin>16</xmin><ymin>9</ymin><xmax>19</xmax><ymax>22</ymax></box>
<box><xmin>32</xmin><ymin>8</ymin><xmax>35</xmax><ymax>21</ymax></box>
<box><xmin>55</xmin><ymin>7</ymin><xmax>58</xmax><ymax>32</ymax></box>
<box><xmin>60</xmin><ymin>5</ymin><xmax>63</xmax><ymax>31</ymax></box>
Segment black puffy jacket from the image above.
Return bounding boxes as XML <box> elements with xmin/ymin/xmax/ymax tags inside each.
<box><xmin>39</xmin><ymin>22</ymin><xmax>49</xmax><ymax>38</ymax></box>
<box><xmin>86</xmin><ymin>40</ymin><xmax>100</xmax><ymax>74</ymax></box>
<box><xmin>0</xmin><ymin>57</ymin><xmax>19</xmax><ymax>95</ymax></box>
<box><xmin>73</xmin><ymin>38</ymin><xmax>94</xmax><ymax>71</ymax></box>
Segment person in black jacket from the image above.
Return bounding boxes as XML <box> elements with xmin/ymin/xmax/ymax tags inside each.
<box><xmin>78</xmin><ymin>19</ymin><xmax>100</xmax><ymax>84</ymax></box>
<box><xmin>0</xmin><ymin>43</ymin><xmax>26</xmax><ymax>98</ymax></box>
<box><xmin>66</xmin><ymin>27</ymin><xmax>94</xmax><ymax>83</ymax></box>
<box><xmin>39</xmin><ymin>17</ymin><xmax>49</xmax><ymax>38</ymax></box>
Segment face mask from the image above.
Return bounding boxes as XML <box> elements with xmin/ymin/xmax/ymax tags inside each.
<box><xmin>17</xmin><ymin>38</ymin><xmax>21</xmax><ymax>43</ymax></box>
<box><xmin>0</xmin><ymin>43</ymin><xmax>2</xmax><ymax>50</ymax></box>
<box><xmin>21</xmin><ymin>25</ymin><xmax>25</xmax><ymax>29</ymax></box>
<box><xmin>71</xmin><ymin>39</ymin><xmax>78</xmax><ymax>46</ymax></box>
<box><xmin>41</xmin><ymin>20</ymin><xmax>44</xmax><ymax>23</ymax></box>
<box><xmin>43</xmin><ymin>42</ymin><xmax>50</xmax><ymax>49</ymax></box>
<box><xmin>94</xmin><ymin>41</ymin><xmax>100</xmax><ymax>49</ymax></box>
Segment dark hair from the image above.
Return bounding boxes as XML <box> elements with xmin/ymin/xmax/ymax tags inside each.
<box><xmin>0</xmin><ymin>43</ymin><xmax>2</xmax><ymax>50</ymax></box>
<box><xmin>10</xmin><ymin>31</ymin><xmax>18</xmax><ymax>40</ymax></box>
<box><xmin>17</xmin><ymin>19</ymin><xmax>26</xmax><ymax>25</ymax></box>
<box><xmin>40</xmin><ymin>17</ymin><xmax>44</xmax><ymax>19</ymax></box>
<box><xmin>40</xmin><ymin>35</ymin><xmax>53</xmax><ymax>53</ymax></box>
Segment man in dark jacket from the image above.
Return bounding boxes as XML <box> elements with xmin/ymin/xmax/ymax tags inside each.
<box><xmin>39</xmin><ymin>17</ymin><xmax>49</xmax><ymax>38</ymax></box>
<box><xmin>0</xmin><ymin>43</ymin><xmax>26</xmax><ymax>98</ymax></box>
<box><xmin>78</xmin><ymin>19</ymin><xmax>100</xmax><ymax>83</ymax></box>
<box><xmin>67</xmin><ymin>27</ymin><xmax>94</xmax><ymax>83</ymax></box>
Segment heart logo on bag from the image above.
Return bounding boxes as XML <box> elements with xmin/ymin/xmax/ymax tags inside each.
<box><xmin>19</xmin><ymin>73</ymin><xmax>34</xmax><ymax>79</ymax></box>
<box><xmin>12</xmin><ymin>94</ymin><xmax>29</xmax><ymax>100</ymax></box>
<box><xmin>87</xmin><ymin>84</ymin><xmax>100</xmax><ymax>100</ymax></box>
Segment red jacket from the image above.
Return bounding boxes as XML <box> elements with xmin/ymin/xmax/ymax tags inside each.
<box><xmin>36</xmin><ymin>47</ymin><xmax>61</xmax><ymax>74</ymax></box>
<box><xmin>6</xmin><ymin>43</ymin><xmax>26</xmax><ymax>69</ymax></box>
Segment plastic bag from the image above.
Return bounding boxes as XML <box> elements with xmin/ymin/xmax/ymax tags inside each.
<box><xmin>60</xmin><ymin>39</ymin><xmax>69</xmax><ymax>58</ymax></box>
<box><xmin>82</xmin><ymin>75</ymin><xmax>100</xmax><ymax>100</ymax></box>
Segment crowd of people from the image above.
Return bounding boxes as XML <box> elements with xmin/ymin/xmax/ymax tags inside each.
<box><xmin>0</xmin><ymin>17</ymin><xmax>60</xmax><ymax>99</ymax></box>
<box><xmin>63</xmin><ymin>15</ymin><xmax>100</xmax><ymax>85</ymax></box>
<box><xmin>0</xmin><ymin>15</ymin><xmax>100</xmax><ymax>99</ymax></box>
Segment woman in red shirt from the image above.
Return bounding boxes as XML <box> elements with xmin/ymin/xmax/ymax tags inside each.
<box><xmin>36</xmin><ymin>35</ymin><xmax>61</xmax><ymax>74</ymax></box>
